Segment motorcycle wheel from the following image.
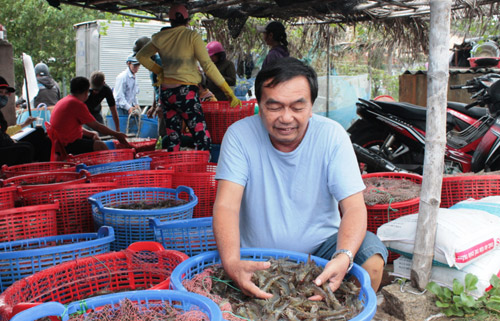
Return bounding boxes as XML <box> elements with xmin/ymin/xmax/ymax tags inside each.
<box><xmin>350</xmin><ymin>126</ymin><xmax>413</xmax><ymax>173</ymax></box>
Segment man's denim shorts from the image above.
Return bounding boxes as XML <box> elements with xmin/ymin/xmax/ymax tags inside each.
<box><xmin>312</xmin><ymin>231</ymin><xmax>388</xmax><ymax>265</ymax></box>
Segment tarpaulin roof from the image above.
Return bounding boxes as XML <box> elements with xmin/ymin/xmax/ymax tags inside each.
<box><xmin>47</xmin><ymin>0</ymin><xmax>500</xmax><ymax>23</ymax></box>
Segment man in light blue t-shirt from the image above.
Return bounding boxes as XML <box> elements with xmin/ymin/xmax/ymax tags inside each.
<box><xmin>214</xmin><ymin>57</ymin><xmax>387</xmax><ymax>299</ymax></box>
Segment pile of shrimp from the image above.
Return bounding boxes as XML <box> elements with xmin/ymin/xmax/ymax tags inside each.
<box><xmin>183</xmin><ymin>257</ymin><xmax>363</xmax><ymax>320</ymax></box>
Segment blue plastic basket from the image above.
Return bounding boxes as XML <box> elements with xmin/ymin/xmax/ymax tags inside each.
<box><xmin>170</xmin><ymin>248</ymin><xmax>377</xmax><ymax>321</ymax></box>
<box><xmin>89</xmin><ymin>186</ymin><xmax>198</xmax><ymax>251</ymax></box>
<box><xmin>150</xmin><ymin>217</ymin><xmax>216</xmax><ymax>256</ymax></box>
<box><xmin>9</xmin><ymin>290</ymin><xmax>223</xmax><ymax>321</ymax></box>
<box><xmin>0</xmin><ymin>226</ymin><xmax>114</xmax><ymax>292</ymax></box>
<box><xmin>76</xmin><ymin>157</ymin><xmax>152</xmax><ymax>175</ymax></box>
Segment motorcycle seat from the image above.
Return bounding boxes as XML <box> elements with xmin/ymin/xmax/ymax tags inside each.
<box><xmin>447</xmin><ymin>102</ymin><xmax>487</xmax><ymax>119</ymax></box>
<box><xmin>370</xmin><ymin>100</ymin><xmax>428</xmax><ymax>121</ymax></box>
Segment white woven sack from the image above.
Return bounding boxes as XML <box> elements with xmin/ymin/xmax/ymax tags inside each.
<box><xmin>392</xmin><ymin>252</ymin><xmax>500</xmax><ymax>298</ymax></box>
<box><xmin>377</xmin><ymin>208</ymin><xmax>500</xmax><ymax>269</ymax></box>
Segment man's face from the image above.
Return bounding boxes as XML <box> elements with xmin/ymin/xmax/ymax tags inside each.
<box><xmin>259</xmin><ymin>75</ymin><xmax>313</xmax><ymax>152</ymax></box>
<box><xmin>129</xmin><ymin>63</ymin><xmax>140</xmax><ymax>74</ymax></box>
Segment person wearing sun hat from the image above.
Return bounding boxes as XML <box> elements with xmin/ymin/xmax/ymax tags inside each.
<box><xmin>257</xmin><ymin>21</ymin><xmax>290</xmax><ymax>69</ymax></box>
<box><xmin>0</xmin><ymin>76</ymin><xmax>52</xmax><ymax>165</ymax></box>
<box><xmin>136</xmin><ymin>3</ymin><xmax>241</xmax><ymax>152</ymax></box>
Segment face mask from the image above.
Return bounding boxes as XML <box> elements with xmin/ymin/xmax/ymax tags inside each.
<box><xmin>0</xmin><ymin>95</ymin><xmax>8</xmax><ymax>108</ymax></box>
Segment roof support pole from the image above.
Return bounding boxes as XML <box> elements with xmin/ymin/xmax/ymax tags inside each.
<box><xmin>411</xmin><ymin>0</ymin><xmax>451</xmax><ymax>290</ymax></box>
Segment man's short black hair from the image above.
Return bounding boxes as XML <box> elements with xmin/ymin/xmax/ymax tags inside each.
<box><xmin>255</xmin><ymin>57</ymin><xmax>318</xmax><ymax>104</ymax></box>
<box><xmin>70</xmin><ymin>76</ymin><xmax>90</xmax><ymax>95</ymax></box>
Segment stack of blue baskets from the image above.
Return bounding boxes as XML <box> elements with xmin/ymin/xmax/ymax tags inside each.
<box><xmin>89</xmin><ymin>186</ymin><xmax>198</xmax><ymax>251</ymax></box>
<box><xmin>76</xmin><ymin>157</ymin><xmax>152</xmax><ymax>175</ymax></box>
<box><xmin>149</xmin><ymin>217</ymin><xmax>216</xmax><ymax>256</ymax></box>
<box><xmin>9</xmin><ymin>290</ymin><xmax>223</xmax><ymax>321</ymax></box>
<box><xmin>0</xmin><ymin>226</ymin><xmax>114</xmax><ymax>292</ymax></box>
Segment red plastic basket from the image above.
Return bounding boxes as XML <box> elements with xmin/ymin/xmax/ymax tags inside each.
<box><xmin>89</xmin><ymin>170</ymin><xmax>173</xmax><ymax>188</ymax></box>
<box><xmin>362</xmin><ymin>172</ymin><xmax>423</xmax><ymax>263</ymax></box>
<box><xmin>170</xmin><ymin>162</ymin><xmax>218</xmax><ymax>218</ymax></box>
<box><xmin>1</xmin><ymin>162</ymin><xmax>77</xmax><ymax>178</ymax></box>
<box><xmin>66</xmin><ymin>149</ymin><xmax>135</xmax><ymax>166</ymax></box>
<box><xmin>0</xmin><ymin>202</ymin><xmax>59</xmax><ymax>242</ymax></box>
<box><xmin>202</xmin><ymin>100</ymin><xmax>256</xmax><ymax>144</ymax></box>
<box><xmin>0</xmin><ymin>242</ymin><xmax>188</xmax><ymax>321</ymax></box>
<box><xmin>18</xmin><ymin>182</ymin><xmax>119</xmax><ymax>235</ymax></box>
<box><xmin>144</xmin><ymin>150</ymin><xmax>211</xmax><ymax>169</ymax></box>
<box><xmin>0</xmin><ymin>171</ymin><xmax>88</xmax><ymax>190</ymax></box>
<box><xmin>441</xmin><ymin>174</ymin><xmax>500</xmax><ymax>208</ymax></box>
<box><xmin>115</xmin><ymin>138</ymin><xmax>158</xmax><ymax>153</ymax></box>
<box><xmin>0</xmin><ymin>186</ymin><xmax>17</xmax><ymax>210</ymax></box>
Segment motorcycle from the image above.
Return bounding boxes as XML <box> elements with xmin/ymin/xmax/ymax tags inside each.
<box><xmin>348</xmin><ymin>73</ymin><xmax>500</xmax><ymax>174</ymax></box>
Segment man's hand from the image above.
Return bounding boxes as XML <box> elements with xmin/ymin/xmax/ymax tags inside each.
<box><xmin>224</xmin><ymin>260</ymin><xmax>273</xmax><ymax>299</ymax></box>
<box><xmin>308</xmin><ymin>254</ymin><xmax>351</xmax><ymax>300</ymax></box>
<box><xmin>22</xmin><ymin>116</ymin><xmax>37</xmax><ymax>128</ymax></box>
<box><xmin>88</xmin><ymin>131</ymin><xmax>100</xmax><ymax>141</ymax></box>
<box><xmin>128</xmin><ymin>105</ymin><xmax>141</xmax><ymax>115</ymax></box>
<box><xmin>114</xmin><ymin>132</ymin><xmax>132</xmax><ymax>148</ymax></box>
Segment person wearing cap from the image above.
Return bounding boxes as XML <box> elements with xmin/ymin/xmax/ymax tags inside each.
<box><xmin>133</xmin><ymin>36</ymin><xmax>166</xmax><ymax>138</ymax></box>
<box><xmin>258</xmin><ymin>21</ymin><xmax>290</xmax><ymax>69</ymax></box>
<box><xmin>0</xmin><ymin>76</ymin><xmax>51</xmax><ymax>165</ymax></box>
<box><xmin>136</xmin><ymin>3</ymin><xmax>241</xmax><ymax>151</ymax></box>
<box><xmin>113</xmin><ymin>56</ymin><xmax>141</xmax><ymax>115</ymax></box>
<box><xmin>205</xmin><ymin>41</ymin><xmax>237</xmax><ymax>101</ymax></box>
<box><xmin>85</xmin><ymin>71</ymin><xmax>120</xmax><ymax>131</ymax></box>
<box><xmin>34</xmin><ymin>62</ymin><xmax>61</xmax><ymax>108</ymax></box>
<box><xmin>51</xmin><ymin>76</ymin><xmax>131</xmax><ymax>155</ymax></box>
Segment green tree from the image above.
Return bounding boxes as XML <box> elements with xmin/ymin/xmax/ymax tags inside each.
<box><xmin>0</xmin><ymin>0</ymin><xmax>111</xmax><ymax>93</ymax></box>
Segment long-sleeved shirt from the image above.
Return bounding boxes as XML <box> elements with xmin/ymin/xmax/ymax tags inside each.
<box><xmin>136</xmin><ymin>26</ymin><xmax>225</xmax><ymax>87</ymax></box>
<box><xmin>113</xmin><ymin>67</ymin><xmax>139</xmax><ymax>111</ymax></box>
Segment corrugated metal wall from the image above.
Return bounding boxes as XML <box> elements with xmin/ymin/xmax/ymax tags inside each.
<box><xmin>75</xmin><ymin>20</ymin><xmax>168</xmax><ymax>107</ymax></box>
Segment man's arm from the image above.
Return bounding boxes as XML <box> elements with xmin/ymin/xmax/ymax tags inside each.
<box><xmin>313</xmin><ymin>192</ymin><xmax>367</xmax><ymax>292</ymax></box>
<box><xmin>85</xmin><ymin>120</ymin><xmax>131</xmax><ymax>147</ymax></box>
<box><xmin>213</xmin><ymin>179</ymin><xmax>272</xmax><ymax>299</ymax></box>
<box><xmin>109</xmin><ymin>105</ymin><xmax>120</xmax><ymax>132</ymax></box>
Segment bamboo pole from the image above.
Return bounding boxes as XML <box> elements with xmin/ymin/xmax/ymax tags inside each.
<box><xmin>410</xmin><ymin>0</ymin><xmax>451</xmax><ymax>290</ymax></box>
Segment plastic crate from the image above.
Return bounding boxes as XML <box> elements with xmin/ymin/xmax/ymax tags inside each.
<box><xmin>170</xmin><ymin>248</ymin><xmax>376</xmax><ymax>321</ymax></box>
<box><xmin>89</xmin><ymin>186</ymin><xmax>198</xmax><ymax>251</ymax></box>
<box><xmin>441</xmin><ymin>174</ymin><xmax>500</xmax><ymax>208</ymax></box>
<box><xmin>139</xmin><ymin>150</ymin><xmax>210</xmax><ymax>168</ymax></box>
<box><xmin>89</xmin><ymin>169</ymin><xmax>174</xmax><ymax>188</ymax></box>
<box><xmin>0</xmin><ymin>186</ymin><xmax>17</xmax><ymax>210</ymax></box>
<box><xmin>67</xmin><ymin>149</ymin><xmax>135</xmax><ymax>166</ymax></box>
<box><xmin>170</xmin><ymin>162</ymin><xmax>218</xmax><ymax>218</ymax></box>
<box><xmin>0</xmin><ymin>171</ymin><xmax>88</xmax><ymax>190</ymax></box>
<box><xmin>0</xmin><ymin>226</ymin><xmax>114</xmax><ymax>293</ymax></box>
<box><xmin>202</xmin><ymin>100</ymin><xmax>256</xmax><ymax>144</ymax></box>
<box><xmin>0</xmin><ymin>202</ymin><xmax>59</xmax><ymax>243</ymax></box>
<box><xmin>10</xmin><ymin>290</ymin><xmax>222</xmax><ymax>321</ymax></box>
<box><xmin>76</xmin><ymin>157</ymin><xmax>152</xmax><ymax>175</ymax></box>
<box><xmin>18</xmin><ymin>182</ymin><xmax>119</xmax><ymax>235</ymax></box>
<box><xmin>150</xmin><ymin>217</ymin><xmax>216</xmax><ymax>256</ymax></box>
<box><xmin>1</xmin><ymin>162</ymin><xmax>77</xmax><ymax>178</ymax></box>
<box><xmin>0</xmin><ymin>242</ymin><xmax>188</xmax><ymax>321</ymax></box>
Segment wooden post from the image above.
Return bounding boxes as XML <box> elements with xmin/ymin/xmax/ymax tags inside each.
<box><xmin>410</xmin><ymin>0</ymin><xmax>451</xmax><ymax>290</ymax></box>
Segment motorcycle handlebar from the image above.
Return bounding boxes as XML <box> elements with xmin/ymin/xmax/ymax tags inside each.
<box><xmin>465</xmin><ymin>101</ymin><xmax>479</xmax><ymax>109</ymax></box>
<box><xmin>450</xmin><ymin>85</ymin><xmax>475</xmax><ymax>90</ymax></box>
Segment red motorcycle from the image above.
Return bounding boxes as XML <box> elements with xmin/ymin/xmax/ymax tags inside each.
<box><xmin>348</xmin><ymin>73</ymin><xmax>500</xmax><ymax>174</ymax></box>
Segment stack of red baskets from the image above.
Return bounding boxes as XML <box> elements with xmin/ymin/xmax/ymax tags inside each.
<box><xmin>144</xmin><ymin>150</ymin><xmax>211</xmax><ymax>169</ymax></box>
<box><xmin>18</xmin><ymin>182</ymin><xmax>119</xmax><ymax>235</ymax></box>
<box><xmin>1</xmin><ymin>162</ymin><xmax>76</xmax><ymax>178</ymax></box>
<box><xmin>441</xmin><ymin>174</ymin><xmax>500</xmax><ymax>208</ymax></box>
<box><xmin>66</xmin><ymin>148</ymin><xmax>135</xmax><ymax>166</ymax></box>
<box><xmin>362</xmin><ymin>172</ymin><xmax>423</xmax><ymax>263</ymax></box>
<box><xmin>202</xmin><ymin>100</ymin><xmax>256</xmax><ymax>144</ymax></box>
<box><xmin>169</xmin><ymin>162</ymin><xmax>217</xmax><ymax>218</ymax></box>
